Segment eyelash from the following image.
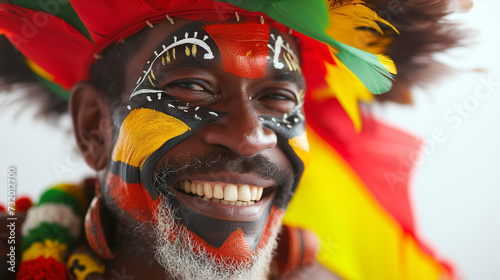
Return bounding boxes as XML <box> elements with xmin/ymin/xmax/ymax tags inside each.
<box><xmin>165</xmin><ymin>78</ymin><xmax>211</xmax><ymax>91</ymax></box>
<box><xmin>169</xmin><ymin>81</ymin><xmax>206</xmax><ymax>91</ymax></box>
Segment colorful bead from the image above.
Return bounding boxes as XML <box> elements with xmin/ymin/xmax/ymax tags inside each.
<box><xmin>22</xmin><ymin>222</ymin><xmax>73</xmax><ymax>251</ymax></box>
<box><xmin>19</xmin><ymin>182</ymin><xmax>88</xmax><ymax>279</ymax></box>
<box><xmin>67</xmin><ymin>253</ymin><xmax>105</xmax><ymax>280</ymax></box>
<box><xmin>22</xmin><ymin>239</ymin><xmax>68</xmax><ymax>262</ymax></box>
<box><xmin>22</xmin><ymin>203</ymin><xmax>81</xmax><ymax>239</ymax></box>
<box><xmin>17</xmin><ymin>256</ymin><xmax>67</xmax><ymax>280</ymax></box>
<box><xmin>38</xmin><ymin>189</ymin><xmax>82</xmax><ymax>215</ymax></box>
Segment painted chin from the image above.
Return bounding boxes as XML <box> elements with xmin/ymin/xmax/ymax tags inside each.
<box><xmin>156</xmin><ymin>176</ymin><xmax>286</xmax><ymax>263</ymax></box>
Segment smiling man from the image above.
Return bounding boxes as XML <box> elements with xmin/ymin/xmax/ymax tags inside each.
<box><xmin>72</xmin><ymin>17</ymin><xmax>309</xmax><ymax>278</ymax></box>
<box><xmin>0</xmin><ymin>0</ymin><xmax>462</xmax><ymax>279</ymax></box>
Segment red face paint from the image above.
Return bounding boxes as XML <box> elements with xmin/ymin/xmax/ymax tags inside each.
<box><xmin>107</xmin><ymin>171</ymin><xmax>162</xmax><ymax>223</ymax></box>
<box><xmin>162</xmin><ymin>206</ymin><xmax>283</xmax><ymax>265</ymax></box>
<box><xmin>204</xmin><ymin>22</ymin><xmax>270</xmax><ymax>79</ymax></box>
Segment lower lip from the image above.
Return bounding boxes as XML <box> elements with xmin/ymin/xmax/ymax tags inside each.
<box><xmin>172</xmin><ymin>187</ymin><xmax>275</xmax><ymax>222</ymax></box>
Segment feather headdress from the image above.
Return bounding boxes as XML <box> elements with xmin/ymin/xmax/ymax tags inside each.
<box><xmin>0</xmin><ymin>0</ymin><xmax>399</xmax><ymax>128</ymax></box>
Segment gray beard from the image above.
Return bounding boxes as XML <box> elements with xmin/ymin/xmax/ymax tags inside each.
<box><xmin>153</xmin><ymin>194</ymin><xmax>282</xmax><ymax>280</ymax></box>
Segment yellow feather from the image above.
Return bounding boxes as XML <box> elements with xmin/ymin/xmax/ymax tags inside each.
<box><xmin>312</xmin><ymin>51</ymin><xmax>373</xmax><ymax>131</ymax></box>
<box><xmin>377</xmin><ymin>54</ymin><xmax>397</xmax><ymax>74</ymax></box>
<box><xmin>327</xmin><ymin>1</ymin><xmax>398</xmax><ymax>54</ymax></box>
<box><xmin>25</xmin><ymin>59</ymin><xmax>55</xmax><ymax>82</ymax></box>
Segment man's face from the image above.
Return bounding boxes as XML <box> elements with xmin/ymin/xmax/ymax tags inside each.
<box><xmin>103</xmin><ymin>17</ymin><xmax>309</xmax><ymax>277</ymax></box>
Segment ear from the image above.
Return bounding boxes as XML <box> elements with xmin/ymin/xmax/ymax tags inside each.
<box><xmin>70</xmin><ymin>82</ymin><xmax>113</xmax><ymax>171</ymax></box>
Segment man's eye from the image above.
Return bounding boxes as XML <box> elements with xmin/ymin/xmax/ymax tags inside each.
<box><xmin>160</xmin><ymin>79</ymin><xmax>215</xmax><ymax>104</ymax></box>
<box><xmin>177</xmin><ymin>82</ymin><xmax>204</xmax><ymax>91</ymax></box>
<box><xmin>258</xmin><ymin>90</ymin><xmax>298</xmax><ymax>116</ymax></box>
<box><xmin>264</xmin><ymin>94</ymin><xmax>293</xmax><ymax>101</ymax></box>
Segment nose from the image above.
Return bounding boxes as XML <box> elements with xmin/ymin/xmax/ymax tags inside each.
<box><xmin>201</xmin><ymin>105</ymin><xmax>277</xmax><ymax>157</ymax></box>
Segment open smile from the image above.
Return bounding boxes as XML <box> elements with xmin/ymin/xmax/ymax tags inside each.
<box><xmin>172</xmin><ymin>180</ymin><xmax>276</xmax><ymax>222</ymax></box>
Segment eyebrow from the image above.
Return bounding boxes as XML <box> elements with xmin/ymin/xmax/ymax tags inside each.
<box><xmin>273</xmin><ymin>70</ymin><xmax>305</xmax><ymax>88</ymax></box>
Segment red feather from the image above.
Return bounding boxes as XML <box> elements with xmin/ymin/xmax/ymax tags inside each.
<box><xmin>0</xmin><ymin>5</ymin><xmax>93</xmax><ymax>88</ymax></box>
<box><xmin>69</xmin><ymin>0</ymin><xmax>244</xmax><ymax>47</ymax></box>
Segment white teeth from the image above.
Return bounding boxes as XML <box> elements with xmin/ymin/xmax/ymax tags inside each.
<box><xmin>196</xmin><ymin>183</ymin><xmax>203</xmax><ymax>196</ymax></box>
<box><xmin>177</xmin><ymin>181</ymin><xmax>267</xmax><ymax>206</ymax></box>
<box><xmin>256</xmin><ymin>187</ymin><xmax>263</xmax><ymax>201</ymax></box>
<box><xmin>224</xmin><ymin>184</ymin><xmax>238</xmax><ymax>201</ymax></box>
<box><xmin>203</xmin><ymin>182</ymin><xmax>213</xmax><ymax>199</ymax></box>
<box><xmin>213</xmin><ymin>184</ymin><xmax>224</xmax><ymax>199</ymax></box>
<box><xmin>184</xmin><ymin>181</ymin><xmax>191</xmax><ymax>193</ymax></box>
<box><xmin>190</xmin><ymin>182</ymin><xmax>197</xmax><ymax>194</ymax></box>
<box><xmin>238</xmin><ymin>185</ymin><xmax>251</xmax><ymax>202</ymax></box>
<box><xmin>250</xmin><ymin>186</ymin><xmax>258</xmax><ymax>201</ymax></box>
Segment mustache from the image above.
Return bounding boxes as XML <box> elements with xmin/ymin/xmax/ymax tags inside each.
<box><xmin>152</xmin><ymin>152</ymin><xmax>295</xmax><ymax>207</ymax></box>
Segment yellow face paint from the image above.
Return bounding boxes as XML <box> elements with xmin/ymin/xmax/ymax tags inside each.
<box><xmin>289</xmin><ymin>132</ymin><xmax>310</xmax><ymax>167</ymax></box>
<box><xmin>112</xmin><ymin>108</ymin><xmax>191</xmax><ymax>169</ymax></box>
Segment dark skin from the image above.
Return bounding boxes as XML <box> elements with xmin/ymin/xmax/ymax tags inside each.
<box><xmin>68</xmin><ymin>18</ymin><xmax>341</xmax><ymax>279</ymax></box>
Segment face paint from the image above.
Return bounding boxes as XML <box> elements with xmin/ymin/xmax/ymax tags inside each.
<box><xmin>203</xmin><ymin>22</ymin><xmax>270</xmax><ymax>79</ymax></box>
<box><xmin>106</xmin><ymin>19</ymin><xmax>309</xmax><ymax>267</ymax></box>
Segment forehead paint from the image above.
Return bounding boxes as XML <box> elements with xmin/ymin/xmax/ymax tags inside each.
<box><xmin>129</xmin><ymin>29</ymin><xmax>215</xmax><ymax>99</ymax></box>
<box><xmin>268</xmin><ymin>32</ymin><xmax>301</xmax><ymax>74</ymax></box>
<box><xmin>203</xmin><ymin>22</ymin><xmax>270</xmax><ymax>79</ymax></box>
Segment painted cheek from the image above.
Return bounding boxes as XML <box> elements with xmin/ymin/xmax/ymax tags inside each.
<box><xmin>112</xmin><ymin>108</ymin><xmax>191</xmax><ymax>169</ymax></box>
<box><xmin>107</xmin><ymin>108</ymin><xmax>191</xmax><ymax>222</ymax></box>
<box><xmin>289</xmin><ymin>132</ymin><xmax>310</xmax><ymax>168</ymax></box>
<box><xmin>203</xmin><ymin>22</ymin><xmax>270</xmax><ymax>79</ymax></box>
<box><xmin>106</xmin><ymin>171</ymin><xmax>162</xmax><ymax>223</ymax></box>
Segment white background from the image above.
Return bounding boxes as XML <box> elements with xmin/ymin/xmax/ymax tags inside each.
<box><xmin>1</xmin><ymin>1</ymin><xmax>499</xmax><ymax>279</ymax></box>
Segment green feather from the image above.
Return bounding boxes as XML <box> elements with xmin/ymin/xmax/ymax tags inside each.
<box><xmin>11</xmin><ymin>0</ymin><xmax>92</xmax><ymax>41</ymax></box>
<box><xmin>216</xmin><ymin>0</ymin><xmax>393</xmax><ymax>94</ymax></box>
